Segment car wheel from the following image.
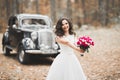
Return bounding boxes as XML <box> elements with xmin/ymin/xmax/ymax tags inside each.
<box><xmin>18</xmin><ymin>45</ymin><xmax>29</xmax><ymax>64</ymax></box>
<box><xmin>3</xmin><ymin>45</ymin><xmax>10</xmax><ymax>56</ymax></box>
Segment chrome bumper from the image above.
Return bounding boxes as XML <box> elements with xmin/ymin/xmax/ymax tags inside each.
<box><xmin>25</xmin><ymin>49</ymin><xmax>59</xmax><ymax>54</ymax></box>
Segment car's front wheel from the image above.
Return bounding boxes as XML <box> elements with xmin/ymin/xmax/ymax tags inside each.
<box><xmin>3</xmin><ymin>45</ymin><xmax>10</xmax><ymax>56</ymax></box>
<box><xmin>17</xmin><ymin>45</ymin><xmax>29</xmax><ymax>64</ymax></box>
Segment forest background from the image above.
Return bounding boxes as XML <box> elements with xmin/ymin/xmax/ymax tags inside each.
<box><xmin>0</xmin><ymin>0</ymin><xmax>120</xmax><ymax>32</ymax></box>
<box><xmin>0</xmin><ymin>0</ymin><xmax>120</xmax><ymax>79</ymax></box>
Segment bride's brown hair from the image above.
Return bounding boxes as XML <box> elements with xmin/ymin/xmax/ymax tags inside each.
<box><xmin>55</xmin><ymin>17</ymin><xmax>75</xmax><ymax>37</ymax></box>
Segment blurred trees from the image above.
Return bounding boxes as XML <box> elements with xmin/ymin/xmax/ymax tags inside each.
<box><xmin>50</xmin><ymin>0</ymin><xmax>56</xmax><ymax>24</ymax></box>
<box><xmin>0</xmin><ymin>0</ymin><xmax>120</xmax><ymax>32</ymax></box>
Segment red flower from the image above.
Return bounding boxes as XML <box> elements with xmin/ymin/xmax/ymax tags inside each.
<box><xmin>76</xmin><ymin>36</ymin><xmax>94</xmax><ymax>53</ymax></box>
<box><xmin>77</xmin><ymin>41</ymin><xmax>81</xmax><ymax>45</ymax></box>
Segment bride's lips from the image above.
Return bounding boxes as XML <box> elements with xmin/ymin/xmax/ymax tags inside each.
<box><xmin>63</xmin><ymin>26</ymin><xmax>68</xmax><ymax>29</ymax></box>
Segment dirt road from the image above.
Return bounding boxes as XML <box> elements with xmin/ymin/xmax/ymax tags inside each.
<box><xmin>0</xmin><ymin>25</ymin><xmax>120</xmax><ymax>80</ymax></box>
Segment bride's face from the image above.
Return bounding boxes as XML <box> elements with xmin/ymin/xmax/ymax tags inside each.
<box><xmin>62</xmin><ymin>19</ymin><xmax>69</xmax><ymax>32</ymax></box>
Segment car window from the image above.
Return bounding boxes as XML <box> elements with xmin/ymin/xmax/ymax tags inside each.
<box><xmin>22</xmin><ymin>19</ymin><xmax>46</xmax><ymax>26</ymax></box>
<box><xmin>22</xmin><ymin>19</ymin><xmax>32</xmax><ymax>25</ymax></box>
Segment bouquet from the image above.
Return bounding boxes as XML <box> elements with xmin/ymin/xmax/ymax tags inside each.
<box><xmin>76</xmin><ymin>36</ymin><xmax>94</xmax><ymax>54</ymax></box>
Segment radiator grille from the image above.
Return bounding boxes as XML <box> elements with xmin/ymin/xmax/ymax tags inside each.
<box><xmin>37</xmin><ymin>29</ymin><xmax>54</xmax><ymax>49</ymax></box>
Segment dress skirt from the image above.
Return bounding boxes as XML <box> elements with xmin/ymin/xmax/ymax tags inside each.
<box><xmin>46</xmin><ymin>53</ymin><xmax>87</xmax><ymax>80</ymax></box>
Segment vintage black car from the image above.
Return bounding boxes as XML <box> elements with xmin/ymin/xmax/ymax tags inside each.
<box><xmin>2</xmin><ymin>14</ymin><xmax>60</xmax><ymax>64</ymax></box>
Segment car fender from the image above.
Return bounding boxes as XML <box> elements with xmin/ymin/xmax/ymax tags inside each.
<box><xmin>2</xmin><ymin>31</ymin><xmax>9</xmax><ymax>45</ymax></box>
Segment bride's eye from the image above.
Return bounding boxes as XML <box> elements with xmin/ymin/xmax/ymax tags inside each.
<box><xmin>62</xmin><ymin>22</ymin><xmax>68</xmax><ymax>26</ymax></box>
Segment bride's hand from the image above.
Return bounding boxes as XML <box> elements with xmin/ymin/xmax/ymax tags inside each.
<box><xmin>76</xmin><ymin>47</ymin><xmax>85</xmax><ymax>53</ymax></box>
<box><xmin>79</xmin><ymin>49</ymin><xmax>85</xmax><ymax>56</ymax></box>
<box><xmin>80</xmin><ymin>49</ymin><xmax>85</xmax><ymax>53</ymax></box>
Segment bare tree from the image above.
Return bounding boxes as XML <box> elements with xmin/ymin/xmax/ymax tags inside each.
<box><xmin>5</xmin><ymin>0</ymin><xmax>10</xmax><ymax>19</ymax></box>
<box><xmin>106</xmin><ymin>0</ymin><xmax>109</xmax><ymax>25</ymax></box>
<box><xmin>118</xmin><ymin>0</ymin><xmax>120</xmax><ymax>16</ymax></box>
<box><xmin>81</xmin><ymin>0</ymin><xmax>87</xmax><ymax>24</ymax></box>
<box><xmin>50</xmin><ymin>0</ymin><xmax>56</xmax><ymax>24</ymax></box>
<box><xmin>13</xmin><ymin>0</ymin><xmax>17</xmax><ymax>15</ymax></box>
<box><xmin>67</xmin><ymin>0</ymin><xmax>72</xmax><ymax>18</ymax></box>
<box><xmin>98</xmin><ymin>0</ymin><xmax>107</xmax><ymax>26</ymax></box>
<box><xmin>36</xmin><ymin>0</ymin><xmax>40</xmax><ymax>14</ymax></box>
<box><xmin>16</xmin><ymin>0</ymin><xmax>20</xmax><ymax>14</ymax></box>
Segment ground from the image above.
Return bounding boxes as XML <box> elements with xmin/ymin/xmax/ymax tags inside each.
<box><xmin>0</xmin><ymin>24</ymin><xmax>120</xmax><ymax>80</ymax></box>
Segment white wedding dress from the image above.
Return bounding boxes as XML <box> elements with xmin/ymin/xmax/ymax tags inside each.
<box><xmin>46</xmin><ymin>35</ymin><xmax>86</xmax><ymax>80</ymax></box>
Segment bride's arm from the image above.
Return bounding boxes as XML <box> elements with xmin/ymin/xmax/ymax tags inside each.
<box><xmin>56</xmin><ymin>36</ymin><xmax>84</xmax><ymax>53</ymax></box>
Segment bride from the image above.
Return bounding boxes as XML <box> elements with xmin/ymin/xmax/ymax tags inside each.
<box><xmin>46</xmin><ymin>17</ymin><xmax>87</xmax><ymax>80</ymax></box>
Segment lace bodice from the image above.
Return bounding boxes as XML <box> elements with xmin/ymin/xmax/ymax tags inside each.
<box><xmin>59</xmin><ymin>35</ymin><xmax>76</xmax><ymax>55</ymax></box>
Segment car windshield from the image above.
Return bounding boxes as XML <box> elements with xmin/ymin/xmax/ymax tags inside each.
<box><xmin>22</xmin><ymin>19</ymin><xmax>47</xmax><ymax>26</ymax></box>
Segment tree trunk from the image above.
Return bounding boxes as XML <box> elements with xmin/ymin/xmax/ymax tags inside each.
<box><xmin>16</xmin><ymin>0</ymin><xmax>19</xmax><ymax>14</ymax></box>
<box><xmin>36</xmin><ymin>0</ymin><xmax>40</xmax><ymax>14</ymax></box>
<box><xmin>98</xmin><ymin>0</ymin><xmax>107</xmax><ymax>26</ymax></box>
<box><xmin>67</xmin><ymin>0</ymin><xmax>72</xmax><ymax>18</ymax></box>
<box><xmin>81</xmin><ymin>0</ymin><xmax>87</xmax><ymax>24</ymax></box>
<box><xmin>106</xmin><ymin>0</ymin><xmax>109</xmax><ymax>25</ymax></box>
<box><xmin>13</xmin><ymin>0</ymin><xmax>17</xmax><ymax>15</ymax></box>
<box><xmin>5</xmin><ymin>0</ymin><xmax>10</xmax><ymax>19</ymax></box>
<box><xmin>50</xmin><ymin>0</ymin><xmax>56</xmax><ymax>24</ymax></box>
<box><xmin>118</xmin><ymin>0</ymin><xmax>120</xmax><ymax>23</ymax></box>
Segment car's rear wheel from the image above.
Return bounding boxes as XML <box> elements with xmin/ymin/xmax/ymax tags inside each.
<box><xmin>3</xmin><ymin>45</ymin><xmax>10</xmax><ymax>56</ymax></box>
<box><xmin>18</xmin><ymin>45</ymin><xmax>29</xmax><ymax>64</ymax></box>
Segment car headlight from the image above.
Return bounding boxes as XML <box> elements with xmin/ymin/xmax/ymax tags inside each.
<box><xmin>31</xmin><ymin>32</ymin><xmax>37</xmax><ymax>41</ymax></box>
<box><xmin>53</xmin><ymin>43</ymin><xmax>59</xmax><ymax>50</ymax></box>
<box><xmin>22</xmin><ymin>38</ymin><xmax>35</xmax><ymax>49</ymax></box>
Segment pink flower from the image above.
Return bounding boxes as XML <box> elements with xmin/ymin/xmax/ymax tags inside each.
<box><xmin>76</xmin><ymin>36</ymin><xmax>94</xmax><ymax>53</ymax></box>
<box><xmin>77</xmin><ymin>41</ymin><xmax>80</xmax><ymax>45</ymax></box>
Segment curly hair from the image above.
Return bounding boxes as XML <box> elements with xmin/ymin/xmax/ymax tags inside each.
<box><xmin>55</xmin><ymin>17</ymin><xmax>75</xmax><ymax>37</ymax></box>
